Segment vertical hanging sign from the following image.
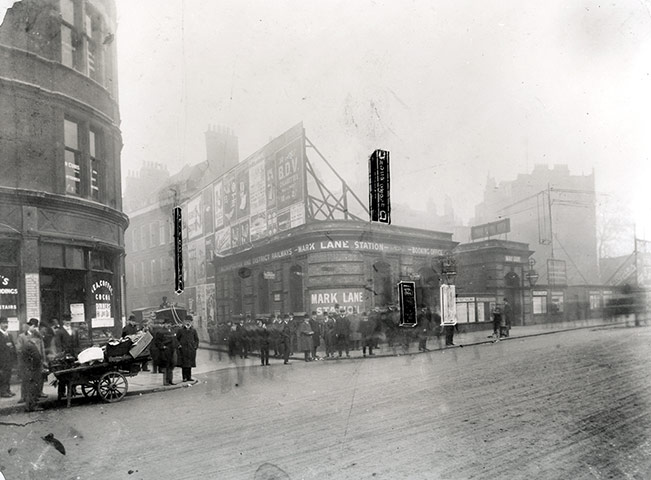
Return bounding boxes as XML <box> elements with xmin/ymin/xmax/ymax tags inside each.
<box><xmin>174</xmin><ymin>206</ymin><xmax>184</xmax><ymax>294</ymax></box>
<box><xmin>398</xmin><ymin>281</ymin><xmax>417</xmax><ymax>326</ymax></box>
<box><xmin>369</xmin><ymin>149</ymin><xmax>391</xmax><ymax>224</ymax></box>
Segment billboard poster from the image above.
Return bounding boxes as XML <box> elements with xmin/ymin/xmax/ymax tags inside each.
<box><xmin>310</xmin><ymin>288</ymin><xmax>366</xmax><ymax>315</ymax></box>
<box><xmin>202</xmin><ymin>187</ymin><xmax>214</xmax><ymax>235</ymax></box>
<box><xmin>249</xmin><ymin>158</ymin><xmax>266</xmax><ymax>215</ymax></box>
<box><xmin>230</xmin><ymin>223</ymin><xmax>242</xmax><ymax>248</ymax></box>
<box><xmin>215</xmin><ymin>229</ymin><xmax>231</xmax><ymax>253</ymax></box>
<box><xmin>267</xmin><ymin>210</ymin><xmax>278</xmax><ymax>237</ymax></box>
<box><xmin>205</xmin><ymin>235</ymin><xmax>215</xmax><ymax>281</ymax></box>
<box><xmin>290</xmin><ymin>203</ymin><xmax>305</xmax><ymax>228</ymax></box>
<box><xmin>277</xmin><ymin>208</ymin><xmax>291</xmax><ymax>232</ymax></box>
<box><xmin>275</xmin><ymin>138</ymin><xmax>304</xmax><ymax>209</ymax></box>
<box><xmin>240</xmin><ymin>219</ymin><xmax>250</xmax><ymax>245</ymax></box>
<box><xmin>214</xmin><ymin>180</ymin><xmax>224</xmax><ymax>228</ymax></box>
<box><xmin>187</xmin><ymin>241</ymin><xmax>199</xmax><ymax>285</ymax></box>
<box><xmin>265</xmin><ymin>155</ymin><xmax>276</xmax><ymax>209</ymax></box>
<box><xmin>236</xmin><ymin>167</ymin><xmax>250</xmax><ymax>219</ymax></box>
<box><xmin>186</xmin><ymin>196</ymin><xmax>202</xmax><ymax>240</ymax></box>
<box><xmin>223</xmin><ymin>172</ymin><xmax>237</xmax><ymax>225</ymax></box>
<box><xmin>250</xmin><ymin>212</ymin><xmax>267</xmax><ymax>241</ymax></box>
<box><xmin>196</xmin><ymin>240</ymin><xmax>206</xmax><ymax>283</ymax></box>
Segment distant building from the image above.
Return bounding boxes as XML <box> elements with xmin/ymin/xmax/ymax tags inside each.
<box><xmin>473</xmin><ymin>164</ymin><xmax>599</xmax><ymax>286</ymax></box>
<box><xmin>123</xmin><ymin>126</ymin><xmax>239</xmax><ymax>313</ymax></box>
<box><xmin>0</xmin><ymin>0</ymin><xmax>127</xmax><ymax>339</ymax></box>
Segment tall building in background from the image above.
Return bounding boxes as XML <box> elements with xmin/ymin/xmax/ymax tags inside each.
<box><xmin>123</xmin><ymin>126</ymin><xmax>239</xmax><ymax>314</ymax></box>
<box><xmin>0</xmin><ymin>0</ymin><xmax>127</xmax><ymax>340</ymax></box>
<box><xmin>474</xmin><ymin>164</ymin><xmax>599</xmax><ymax>286</ymax></box>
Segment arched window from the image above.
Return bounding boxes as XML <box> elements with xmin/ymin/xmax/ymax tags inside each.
<box><xmin>373</xmin><ymin>261</ymin><xmax>393</xmax><ymax>307</ymax></box>
<box><xmin>289</xmin><ymin>265</ymin><xmax>304</xmax><ymax>313</ymax></box>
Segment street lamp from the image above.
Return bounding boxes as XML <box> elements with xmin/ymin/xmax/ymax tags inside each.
<box><xmin>440</xmin><ymin>252</ymin><xmax>457</xmax><ymax>285</ymax></box>
<box><xmin>525</xmin><ymin>258</ymin><xmax>539</xmax><ymax>287</ymax></box>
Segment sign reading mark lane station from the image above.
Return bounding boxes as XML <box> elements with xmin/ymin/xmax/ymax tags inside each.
<box><xmin>369</xmin><ymin>149</ymin><xmax>391</xmax><ymax>224</ymax></box>
<box><xmin>174</xmin><ymin>206</ymin><xmax>184</xmax><ymax>294</ymax></box>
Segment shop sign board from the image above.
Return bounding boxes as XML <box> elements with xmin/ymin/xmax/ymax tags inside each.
<box><xmin>547</xmin><ymin>259</ymin><xmax>567</xmax><ymax>285</ymax></box>
<box><xmin>91</xmin><ymin>279</ymin><xmax>114</xmax><ymax>328</ymax></box>
<box><xmin>471</xmin><ymin>218</ymin><xmax>511</xmax><ymax>240</ymax></box>
<box><xmin>310</xmin><ymin>289</ymin><xmax>365</xmax><ymax>315</ymax></box>
<box><xmin>398</xmin><ymin>281</ymin><xmax>417</xmax><ymax>326</ymax></box>
<box><xmin>440</xmin><ymin>284</ymin><xmax>457</xmax><ymax>326</ymax></box>
<box><xmin>0</xmin><ymin>271</ymin><xmax>18</xmax><ymax>320</ymax></box>
<box><xmin>369</xmin><ymin>149</ymin><xmax>391</xmax><ymax>224</ymax></box>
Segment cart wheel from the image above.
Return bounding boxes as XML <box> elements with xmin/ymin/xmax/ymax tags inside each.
<box><xmin>97</xmin><ymin>372</ymin><xmax>128</xmax><ymax>403</ymax></box>
<box><xmin>81</xmin><ymin>382</ymin><xmax>98</xmax><ymax>398</ymax></box>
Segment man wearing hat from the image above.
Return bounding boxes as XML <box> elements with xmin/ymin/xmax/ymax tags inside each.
<box><xmin>18</xmin><ymin>318</ymin><xmax>46</xmax><ymax>411</ymax></box>
<box><xmin>176</xmin><ymin>315</ymin><xmax>199</xmax><ymax>382</ymax></box>
<box><xmin>0</xmin><ymin>316</ymin><xmax>17</xmax><ymax>397</ymax></box>
<box><xmin>334</xmin><ymin>306</ymin><xmax>351</xmax><ymax>358</ymax></box>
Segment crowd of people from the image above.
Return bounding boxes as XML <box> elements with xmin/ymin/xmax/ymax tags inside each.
<box><xmin>0</xmin><ymin>315</ymin><xmax>83</xmax><ymax>412</ymax></box>
<box><xmin>209</xmin><ymin>305</ymin><xmax>445</xmax><ymax>365</ymax></box>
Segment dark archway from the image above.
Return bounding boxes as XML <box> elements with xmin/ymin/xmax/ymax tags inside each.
<box><xmin>289</xmin><ymin>265</ymin><xmax>304</xmax><ymax>313</ymax></box>
<box><xmin>373</xmin><ymin>261</ymin><xmax>393</xmax><ymax>307</ymax></box>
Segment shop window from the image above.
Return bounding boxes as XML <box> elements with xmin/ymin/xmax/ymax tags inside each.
<box><xmin>0</xmin><ymin>241</ymin><xmax>19</xmax><ymax>265</ymax></box>
<box><xmin>533</xmin><ymin>295</ymin><xmax>547</xmax><ymax>314</ymax></box>
<box><xmin>551</xmin><ymin>292</ymin><xmax>564</xmax><ymax>313</ymax></box>
<box><xmin>64</xmin><ymin>119</ymin><xmax>81</xmax><ymax>195</ymax></box>
<box><xmin>159</xmin><ymin>221</ymin><xmax>166</xmax><ymax>245</ymax></box>
<box><xmin>589</xmin><ymin>293</ymin><xmax>601</xmax><ymax>311</ymax></box>
<box><xmin>289</xmin><ymin>265</ymin><xmax>304</xmax><ymax>313</ymax></box>
<box><xmin>373</xmin><ymin>261</ymin><xmax>393</xmax><ymax>307</ymax></box>
<box><xmin>90</xmin><ymin>250</ymin><xmax>112</xmax><ymax>272</ymax></box>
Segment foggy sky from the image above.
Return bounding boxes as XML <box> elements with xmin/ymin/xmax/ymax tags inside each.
<box><xmin>3</xmin><ymin>1</ymin><xmax>651</xmax><ymax>236</ymax></box>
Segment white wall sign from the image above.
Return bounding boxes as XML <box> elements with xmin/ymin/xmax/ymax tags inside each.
<box><xmin>25</xmin><ymin>273</ymin><xmax>40</xmax><ymax>320</ymax></box>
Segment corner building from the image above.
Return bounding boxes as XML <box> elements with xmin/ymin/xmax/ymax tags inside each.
<box><xmin>0</xmin><ymin>0</ymin><xmax>127</xmax><ymax>340</ymax></box>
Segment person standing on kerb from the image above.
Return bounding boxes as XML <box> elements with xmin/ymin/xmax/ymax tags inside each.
<box><xmin>0</xmin><ymin>316</ymin><xmax>17</xmax><ymax>398</ymax></box>
<box><xmin>154</xmin><ymin>321</ymin><xmax>178</xmax><ymax>386</ymax></box>
<box><xmin>176</xmin><ymin>315</ymin><xmax>199</xmax><ymax>382</ymax></box>
<box><xmin>502</xmin><ymin>298</ymin><xmax>513</xmax><ymax>338</ymax></box>
<box><xmin>281</xmin><ymin>315</ymin><xmax>292</xmax><ymax>365</ymax></box>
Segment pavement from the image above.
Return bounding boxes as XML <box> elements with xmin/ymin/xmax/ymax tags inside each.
<box><xmin>0</xmin><ymin>315</ymin><xmax>642</xmax><ymax>415</ymax></box>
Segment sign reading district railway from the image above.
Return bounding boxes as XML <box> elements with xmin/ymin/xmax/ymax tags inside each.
<box><xmin>369</xmin><ymin>149</ymin><xmax>391</xmax><ymax>224</ymax></box>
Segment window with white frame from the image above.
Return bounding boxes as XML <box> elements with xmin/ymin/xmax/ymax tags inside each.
<box><xmin>159</xmin><ymin>221</ymin><xmax>166</xmax><ymax>245</ymax></box>
<box><xmin>550</xmin><ymin>292</ymin><xmax>564</xmax><ymax>313</ymax></box>
<box><xmin>64</xmin><ymin>119</ymin><xmax>81</xmax><ymax>195</ymax></box>
<box><xmin>533</xmin><ymin>293</ymin><xmax>547</xmax><ymax>314</ymax></box>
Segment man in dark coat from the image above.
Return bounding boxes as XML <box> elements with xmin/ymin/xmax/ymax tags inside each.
<box><xmin>308</xmin><ymin>312</ymin><xmax>322</xmax><ymax>360</ymax></box>
<box><xmin>154</xmin><ymin>322</ymin><xmax>178</xmax><ymax>385</ymax></box>
<box><xmin>280</xmin><ymin>316</ymin><xmax>292</xmax><ymax>365</ymax></box>
<box><xmin>176</xmin><ymin>315</ymin><xmax>199</xmax><ymax>382</ymax></box>
<box><xmin>122</xmin><ymin>315</ymin><xmax>138</xmax><ymax>337</ymax></box>
<box><xmin>417</xmin><ymin>307</ymin><xmax>433</xmax><ymax>351</ymax></box>
<box><xmin>257</xmin><ymin>319</ymin><xmax>270</xmax><ymax>366</ymax></box>
<box><xmin>19</xmin><ymin>318</ymin><xmax>45</xmax><ymax>411</ymax></box>
<box><xmin>0</xmin><ymin>316</ymin><xmax>17</xmax><ymax>397</ymax></box>
<box><xmin>334</xmin><ymin>307</ymin><xmax>351</xmax><ymax>358</ymax></box>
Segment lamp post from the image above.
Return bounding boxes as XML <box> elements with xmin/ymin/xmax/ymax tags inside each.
<box><xmin>524</xmin><ymin>258</ymin><xmax>539</xmax><ymax>326</ymax></box>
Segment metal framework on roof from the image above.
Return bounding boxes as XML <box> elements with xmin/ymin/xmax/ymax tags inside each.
<box><xmin>304</xmin><ymin>136</ymin><xmax>369</xmax><ymax>223</ymax></box>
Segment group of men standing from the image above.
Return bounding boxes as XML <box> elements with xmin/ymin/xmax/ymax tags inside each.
<box><xmin>0</xmin><ymin>315</ymin><xmax>81</xmax><ymax>412</ymax></box>
<box><xmin>131</xmin><ymin>314</ymin><xmax>199</xmax><ymax>386</ymax></box>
